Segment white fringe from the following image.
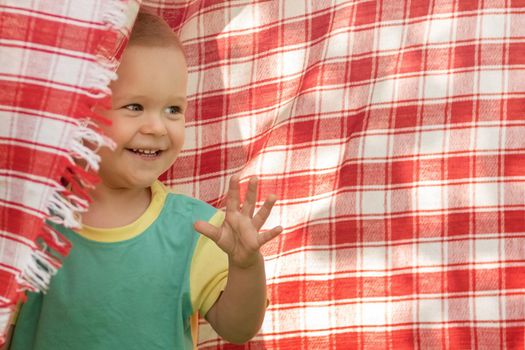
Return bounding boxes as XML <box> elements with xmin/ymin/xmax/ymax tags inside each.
<box><xmin>10</xmin><ymin>0</ymin><xmax>135</xmax><ymax>300</ymax></box>
<box><xmin>47</xmin><ymin>191</ymin><xmax>87</xmax><ymax>229</ymax></box>
<box><xmin>17</xmin><ymin>249</ymin><xmax>59</xmax><ymax>293</ymax></box>
<box><xmin>41</xmin><ymin>225</ymin><xmax>69</xmax><ymax>250</ymax></box>
<box><xmin>69</xmin><ymin>122</ymin><xmax>116</xmax><ymax>171</ymax></box>
<box><xmin>0</xmin><ymin>305</ymin><xmax>11</xmax><ymax>345</ymax></box>
<box><xmin>84</xmin><ymin>60</ymin><xmax>118</xmax><ymax>96</ymax></box>
<box><xmin>102</xmin><ymin>0</ymin><xmax>130</xmax><ymax>29</ymax></box>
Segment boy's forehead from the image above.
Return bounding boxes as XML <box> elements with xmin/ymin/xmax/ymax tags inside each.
<box><xmin>110</xmin><ymin>46</ymin><xmax>187</xmax><ymax>102</ymax></box>
<box><xmin>117</xmin><ymin>45</ymin><xmax>183</xmax><ymax>68</ymax></box>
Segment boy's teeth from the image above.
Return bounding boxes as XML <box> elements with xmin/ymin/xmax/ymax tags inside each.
<box><xmin>132</xmin><ymin>149</ymin><xmax>159</xmax><ymax>154</ymax></box>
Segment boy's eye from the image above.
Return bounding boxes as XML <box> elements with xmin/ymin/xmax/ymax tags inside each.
<box><xmin>123</xmin><ymin>104</ymin><xmax>143</xmax><ymax>112</ymax></box>
<box><xmin>165</xmin><ymin>106</ymin><xmax>182</xmax><ymax>115</ymax></box>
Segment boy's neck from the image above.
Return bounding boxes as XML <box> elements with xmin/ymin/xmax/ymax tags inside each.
<box><xmin>81</xmin><ymin>183</ymin><xmax>152</xmax><ymax>229</ymax></box>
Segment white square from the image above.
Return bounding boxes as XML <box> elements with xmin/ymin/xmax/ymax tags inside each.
<box><xmin>18</xmin><ymin>178</ymin><xmax>47</xmax><ymax>212</ymax></box>
<box><xmin>361</xmin><ymin>191</ymin><xmax>386</xmax><ymax>215</ymax></box>
<box><xmin>419</xmin><ymin>130</ymin><xmax>445</xmax><ymax>154</ymax></box>
<box><xmin>65</xmin><ymin>1</ymin><xmax>98</xmax><ymax>22</ymax></box>
<box><xmin>362</xmin><ymin>134</ymin><xmax>389</xmax><ymax>158</ymax></box>
<box><xmin>424</xmin><ymin>74</ymin><xmax>449</xmax><ymax>99</ymax></box>
<box><xmin>474</xmin><ymin>182</ymin><xmax>499</xmax><ymax>207</ymax></box>
<box><xmin>183</xmin><ymin>125</ymin><xmax>196</xmax><ymax>150</ymax></box>
<box><xmin>378</xmin><ymin>25</ymin><xmax>404</xmax><ymax>51</ymax></box>
<box><xmin>418</xmin><ymin>242</ymin><xmax>443</xmax><ymax>266</ymax></box>
<box><xmin>371</xmin><ymin>79</ymin><xmax>395</xmax><ymax>104</ymax></box>
<box><xmin>418</xmin><ymin>298</ymin><xmax>443</xmax><ymax>323</ymax></box>
<box><xmin>180</xmin><ymin>16</ymin><xmax>198</xmax><ymax>41</ymax></box>
<box><xmin>54</xmin><ymin>55</ymin><xmax>83</xmax><ymax>86</ymax></box>
<box><xmin>225</xmin><ymin>6</ymin><xmax>256</xmax><ymax>31</ymax></box>
<box><xmin>0</xmin><ymin>46</ymin><xmax>23</xmax><ymax>76</ymax></box>
<box><xmin>39</xmin><ymin>118</ymin><xmax>70</xmax><ymax>148</ymax></box>
<box><xmin>479</xmin><ymin>70</ymin><xmax>503</xmax><ymax>94</ymax></box>
<box><xmin>279</xmin><ymin>252</ymin><xmax>304</xmax><ymax>276</ymax></box>
<box><xmin>428</xmin><ymin>18</ymin><xmax>453</xmax><ymax>43</ymax></box>
<box><xmin>309</xmin><ymin>196</ymin><xmax>332</xmax><ymax>221</ymax></box>
<box><xmin>280</xmin><ymin>202</ymin><xmax>309</xmax><ymax>231</ymax></box>
<box><xmin>187</xmin><ymin>71</ymin><xmax>199</xmax><ymax>96</ymax></box>
<box><xmin>284</xmin><ymin>0</ymin><xmax>307</xmax><ymax>18</ymax></box>
<box><xmin>481</xmin><ymin>14</ymin><xmax>507</xmax><ymax>38</ymax></box>
<box><xmin>417</xmin><ymin>186</ymin><xmax>443</xmax><ymax>211</ymax></box>
<box><xmin>259</xmin><ymin>151</ymin><xmax>287</xmax><ymax>174</ymax></box>
<box><xmin>228</xmin><ymin>115</ymin><xmax>253</xmax><ymax>141</ymax></box>
<box><xmin>361</xmin><ymin>302</ymin><xmax>387</xmax><ymax>325</ymax></box>
<box><xmin>315</xmin><ymin>144</ymin><xmax>342</xmax><ymax>169</ymax></box>
<box><xmin>361</xmin><ymin>246</ymin><xmax>386</xmax><ymax>270</ymax></box>
<box><xmin>326</xmin><ymin>31</ymin><xmax>350</xmax><ymax>58</ymax></box>
<box><xmin>266</xmin><ymin>51</ymin><xmax>283</xmax><ymax>77</ymax></box>
<box><xmin>476</xmin><ymin>127</ymin><xmax>500</xmax><ymax>150</ymax></box>
<box><xmin>475</xmin><ymin>239</ymin><xmax>500</xmax><ymax>263</ymax></box>
<box><xmin>228</xmin><ymin>61</ymin><xmax>252</xmax><ymax>88</ymax></box>
<box><xmin>282</xmin><ymin>49</ymin><xmax>306</xmax><ymax>76</ymax></box>
<box><xmin>305</xmin><ymin>306</ymin><xmax>330</xmax><ymax>330</ymax></box>
<box><xmin>335</xmin><ymin>303</ymin><xmax>358</xmax><ymax>326</ymax></box>
<box><xmin>475</xmin><ymin>296</ymin><xmax>500</xmax><ymax>321</ymax></box>
<box><xmin>320</xmin><ymin>88</ymin><xmax>345</xmax><ymax>113</ymax></box>
<box><xmin>305</xmin><ymin>250</ymin><xmax>331</xmax><ymax>274</ymax></box>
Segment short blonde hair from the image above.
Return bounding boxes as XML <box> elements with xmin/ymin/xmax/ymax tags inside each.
<box><xmin>128</xmin><ymin>11</ymin><xmax>184</xmax><ymax>53</ymax></box>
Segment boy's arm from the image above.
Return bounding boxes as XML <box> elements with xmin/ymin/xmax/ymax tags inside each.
<box><xmin>194</xmin><ymin>176</ymin><xmax>282</xmax><ymax>344</ymax></box>
<box><xmin>204</xmin><ymin>253</ymin><xmax>267</xmax><ymax>344</ymax></box>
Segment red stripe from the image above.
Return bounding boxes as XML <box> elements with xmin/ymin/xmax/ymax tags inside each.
<box><xmin>0</xmin><ymin>80</ymin><xmax>104</xmax><ymax>118</ymax></box>
<box><xmin>0</xmin><ymin>144</ymin><xmax>69</xmax><ymax>180</ymax></box>
<box><xmin>268</xmin><ymin>270</ymin><xmax>525</xmax><ymax>306</ymax></box>
<box><xmin>1</xmin><ymin>11</ymin><xmax>120</xmax><ymax>55</ymax></box>
<box><xmin>1</xmin><ymin>5</ymin><xmax>106</xmax><ymax>25</ymax></box>
<box><xmin>0</xmin><ymin>206</ymin><xmax>44</xmax><ymax>241</ymax></box>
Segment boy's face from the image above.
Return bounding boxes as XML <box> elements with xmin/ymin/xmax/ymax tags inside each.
<box><xmin>98</xmin><ymin>45</ymin><xmax>187</xmax><ymax>189</ymax></box>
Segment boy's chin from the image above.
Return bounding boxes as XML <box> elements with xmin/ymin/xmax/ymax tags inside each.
<box><xmin>126</xmin><ymin>175</ymin><xmax>160</xmax><ymax>189</ymax></box>
<box><xmin>102</xmin><ymin>174</ymin><xmax>160</xmax><ymax>190</ymax></box>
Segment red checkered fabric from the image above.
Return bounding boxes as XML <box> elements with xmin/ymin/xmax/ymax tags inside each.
<box><xmin>142</xmin><ymin>0</ymin><xmax>525</xmax><ymax>349</ymax></box>
<box><xmin>3</xmin><ymin>0</ymin><xmax>525</xmax><ymax>348</ymax></box>
<box><xmin>0</xmin><ymin>0</ymin><xmax>138</xmax><ymax>345</ymax></box>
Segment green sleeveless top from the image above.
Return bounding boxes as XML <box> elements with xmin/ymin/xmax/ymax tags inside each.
<box><xmin>11</xmin><ymin>181</ymin><xmax>227</xmax><ymax>350</ymax></box>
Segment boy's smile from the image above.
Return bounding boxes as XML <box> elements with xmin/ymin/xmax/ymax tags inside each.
<box><xmin>97</xmin><ymin>45</ymin><xmax>188</xmax><ymax>190</ymax></box>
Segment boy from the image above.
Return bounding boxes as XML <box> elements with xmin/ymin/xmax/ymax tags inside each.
<box><xmin>7</xmin><ymin>11</ymin><xmax>282</xmax><ymax>349</ymax></box>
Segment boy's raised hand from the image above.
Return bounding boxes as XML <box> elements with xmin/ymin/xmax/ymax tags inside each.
<box><xmin>194</xmin><ymin>175</ymin><xmax>282</xmax><ymax>268</ymax></box>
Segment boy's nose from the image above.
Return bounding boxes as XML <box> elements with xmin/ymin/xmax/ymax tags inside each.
<box><xmin>140</xmin><ymin>112</ymin><xmax>168</xmax><ymax>136</ymax></box>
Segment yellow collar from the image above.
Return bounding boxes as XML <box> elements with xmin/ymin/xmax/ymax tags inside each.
<box><xmin>78</xmin><ymin>181</ymin><xmax>168</xmax><ymax>243</ymax></box>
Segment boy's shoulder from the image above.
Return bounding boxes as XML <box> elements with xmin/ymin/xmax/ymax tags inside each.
<box><xmin>155</xmin><ymin>181</ymin><xmax>221</xmax><ymax>224</ymax></box>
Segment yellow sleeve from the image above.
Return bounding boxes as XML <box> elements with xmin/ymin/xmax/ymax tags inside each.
<box><xmin>190</xmin><ymin>210</ymin><xmax>228</xmax><ymax>316</ymax></box>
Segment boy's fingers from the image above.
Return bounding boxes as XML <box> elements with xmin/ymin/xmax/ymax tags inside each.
<box><xmin>194</xmin><ymin>221</ymin><xmax>221</xmax><ymax>243</ymax></box>
<box><xmin>257</xmin><ymin>226</ymin><xmax>283</xmax><ymax>246</ymax></box>
<box><xmin>226</xmin><ymin>175</ymin><xmax>241</xmax><ymax>213</ymax></box>
<box><xmin>241</xmin><ymin>177</ymin><xmax>258</xmax><ymax>217</ymax></box>
<box><xmin>252</xmin><ymin>195</ymin><xmax>277</xmax><ymax>231</ymax></box>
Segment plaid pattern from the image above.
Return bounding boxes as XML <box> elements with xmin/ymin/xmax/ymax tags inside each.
<box><xmin>142</xmin><ymin>0</ymin><xmax>525</xmax><ymax>349</ymax></box>
<box><xmin>0</xmin><ymin>0</ymin><xmax>137</xmax><ymax>344</ymax></box>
